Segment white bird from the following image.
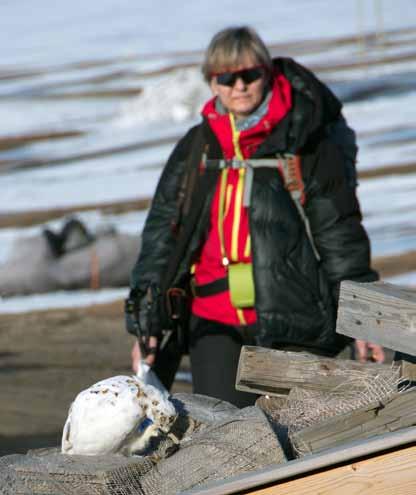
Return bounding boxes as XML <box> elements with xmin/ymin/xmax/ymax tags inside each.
<box><xmin>61</xmin><ymin>375</ymin><xmax>177</xmax><ymax>456</ymax></box>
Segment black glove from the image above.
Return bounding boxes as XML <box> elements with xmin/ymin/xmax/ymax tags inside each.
<box><xmin>125</xmin><ymin>291</ymin><xmax>141</xmax><ymax>337</ymax></box>
<box><xmin>124</xmin><ymin>286</ymin><xmax>161</xmax><ymax>339</ymax></box>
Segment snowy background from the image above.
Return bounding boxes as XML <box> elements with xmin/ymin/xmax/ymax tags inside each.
<box><xmin>1</xmin><ymin>0</ymin><xmax>416</xmax><ymax>312</ymax></box>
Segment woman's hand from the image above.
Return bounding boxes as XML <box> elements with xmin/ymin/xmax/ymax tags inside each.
<box><xmin>354</xmin><ymin>339</ymin><xmax>385</xmax><ymax>363</ymax></box>
<box><xmin>131</xmin><ymin>337</ymin><xmax>158</xmax><ymax>374</ymax></box>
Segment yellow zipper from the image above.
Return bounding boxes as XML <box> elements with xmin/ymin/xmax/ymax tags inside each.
<box><xmin>230</xmin><ymin>113</ymin><xmax>244</xmax><ymax>160</ymax></box>
<box><xmin>229</xmin><ymin>113</ymin><xmax>247</xmax><ymax>325</ymax></box>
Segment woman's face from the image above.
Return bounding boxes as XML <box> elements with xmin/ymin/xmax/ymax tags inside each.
<box><xmin>210</xmin><ymin>53</ymin><xmax>266</xmax><ymax>120</ymax></box>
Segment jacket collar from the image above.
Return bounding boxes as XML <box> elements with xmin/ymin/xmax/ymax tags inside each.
<box><xmin>202</xmin><ymin>57</ymin><xmax>342</xmax><ymax>157</ymax></box>
<box><xmin>271</xmin><ymin>57</ymin><xmax>342</xmax><ymax>153</ymax></box>
<box><xmin>201</xmin><ymin>73</ymin><xmax>292</xmax><ymax>159</ymax></box>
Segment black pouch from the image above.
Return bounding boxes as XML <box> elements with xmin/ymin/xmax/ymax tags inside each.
<box><xmin>165</xmin><ymin>287</ymin><xmax>190</xmax><ymax>353</ymax></box>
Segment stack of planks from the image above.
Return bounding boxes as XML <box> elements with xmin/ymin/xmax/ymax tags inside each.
<box><xmin>338</xmin><ymin>280</ymin><xmax>416</xmax><ymax>381</ymax></box>
<box><xmin>235</xmin><ymin>280</ymin><xmax>416</xmax><ymax>457</ymax></box>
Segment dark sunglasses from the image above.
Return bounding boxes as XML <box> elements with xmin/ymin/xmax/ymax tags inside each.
<box><xmin>212</xmin><ymin>66</ymin><xmax>265</xmax><ymax>87</ymax></box>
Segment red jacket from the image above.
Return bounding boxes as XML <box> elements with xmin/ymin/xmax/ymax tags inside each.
<box><xmin>191</xmin><ymin>73</ymin><xmax>292</xmax><ymax>326</ymax></box>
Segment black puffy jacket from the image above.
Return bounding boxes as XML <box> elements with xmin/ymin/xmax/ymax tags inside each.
<box><xmin>129</xmin><ymin>58</ymin><xmax>378</xmax><ymax>355</ymax></box>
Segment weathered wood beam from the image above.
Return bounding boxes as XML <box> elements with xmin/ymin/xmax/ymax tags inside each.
<box><xmin>182</xmin><ymin>427</ymin><xmax>416</xmax><ymax>495</ymax></box>
<box><xmin>336</xmin><ymin>280</ymin><xmax>416</xmax><ymax>355</ymax></box>
<box><xmin>235</xmin><ymin>346</ymin><xmax>394</xmax><ymax>397</ymax></box>
<box><xmin>290</xmin><ymin>389</ymin><xmax>416</xmax><ymax>456</ymax></box>
<box><xmin>245</xmin><ymin>443</ymin><xmax>416</xmax><ymax>495</ymax></box>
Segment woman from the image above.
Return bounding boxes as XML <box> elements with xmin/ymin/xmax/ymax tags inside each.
<box><xmin>126</xmin><ymin>26</ymin><xmax>383</xmax><ymax>407</ymax></box>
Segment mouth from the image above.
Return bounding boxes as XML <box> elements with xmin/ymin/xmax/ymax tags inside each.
<box><xmin>233</xmin><ymin>96</ymin><xmax>251</xmax><ymax>103</ymax></box>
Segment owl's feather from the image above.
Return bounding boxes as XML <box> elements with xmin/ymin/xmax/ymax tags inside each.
<box><xmin>61</xmin><ymin>375</ymin><xmax>177</xmax><ymax>456</ymax></box>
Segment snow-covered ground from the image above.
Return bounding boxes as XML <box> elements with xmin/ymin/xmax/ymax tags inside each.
<box><xmin>0</xmin><ymin>288</ymin><xmax>128</xmax><ymax>314</ymax></box>
<box><xmin>2</xmin><ymin>1</ymin><xmax>413</xmax><ymax>67</ymax></box>
<box><xmin>1</xmin><ymin>0</ymin><xmax>416</xmax><ymax>312</ymax></box>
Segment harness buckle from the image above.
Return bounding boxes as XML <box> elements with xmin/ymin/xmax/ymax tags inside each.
<box><xmin>166</xmin><ymin>287</ymin><xmax>187</xmax><ymax>321</ymax></box>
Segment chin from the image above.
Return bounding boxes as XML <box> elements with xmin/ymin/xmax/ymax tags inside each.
<box><xmin>233</xmin><ymin>105</ymin><xmax>255</xmax><ymax>117</ymax></box>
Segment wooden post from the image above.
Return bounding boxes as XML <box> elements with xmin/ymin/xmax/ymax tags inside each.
<box><xmin>235</xmin><ymin>346</ymin><xmax>395</xmax><ymax>397</ymax></box>
<box><xmin>336</xmin><ymin>280</ymin><xmax>416</xmax><ymax>356</ymax></box>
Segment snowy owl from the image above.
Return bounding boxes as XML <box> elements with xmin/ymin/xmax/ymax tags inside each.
<box><xmin>61</xmin><ymin>375</ymin><xmax>177</xmax><ymax>456</ymax></box>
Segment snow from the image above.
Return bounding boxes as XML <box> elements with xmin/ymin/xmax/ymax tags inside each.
<box><xmin>1</xmin><ymin>0</ymin><xmax>416</xmax><ymax>312</ymax></box>
<box><xmin>386</xmin><ymin>271</ymin><xmax>416</xmax><ymax>287</ymax></box>
<box><xmin>2</xmin><ymin>1</ymin><xmax>414</xmax><ymax>67</ymax></box>
<box><xmin>0</xmin><ymin>288</ymin><xmax>128</xmax><ymax>314</ymax></box>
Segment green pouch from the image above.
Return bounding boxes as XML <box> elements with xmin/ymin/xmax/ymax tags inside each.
<box><xmin>228</xmin><ymin>263</ymin><xmax>255</xmax><ymax>308</ymax></box>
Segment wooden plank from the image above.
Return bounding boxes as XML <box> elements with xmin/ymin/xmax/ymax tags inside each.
<box><xmin>336</xmin><ymin>280</ymin><xmax>416</xmax><ymax>355</ymax></box>
<box><xmin>247</xmin><ymin>444</ymin><xmax>416</xmax><ymax>495</ymax></box>
<box><xmin>235</xmin><ymin>346</ymin><xmax>394</xmax><ymax>397</ymax></box>
<box><xmin>181</xmin><ymin>427</ymin><xmax>416</xmax><ymax>495</ymax></box>
<box><xmin>291</xmin><ymin>389</ymin><xmax>416</xmax><ymax>456</ymax></box>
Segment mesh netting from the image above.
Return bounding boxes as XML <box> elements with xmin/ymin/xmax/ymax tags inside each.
<box><xmin>255</xmin><ymin>395</ymin><xmax>287</xmax><ymax>422</ymax></box>
<box><xmin>0</xmin><ymin>451</ymin><xmax>153</xmax><ymax>495</ymax></box>
<box><xmin>255</xmin><ymin>395</ymin><xmax>292</xmax><ymax>457</ymax></box>
<box><xmin>143</xmin><ymin>392</ymin><xmax>241</xmax><ymax>462</ymax></box>
<box><xmin>254</xmin><ymin>365</ymin><xmax>403</xmax><ymax>458</ymax></box>
<box><xmin>0</xmin><ymin>455</ymin><xmax>26</xmax><ymax>495</ymax></box>
<box><xmin>279</xmin><ymin>365</ymin><xmax>401</xmax><ymax>434</ymax></box>
<box><xmin>135</xmin><ymin>406</ymin><xmax>286</xmax><ymax>495</ymax></box>
<box><xmin>170</xmin><ymin>392</ymin><xmax>239</xmax><ymax>440</ymax></box>
<box><xmin>1</xmin><ymin>370</ymin><xmax>404</xmax><ymax>494</ymax></box>
<box><xmin>0</xmin><ymin>394</ymin><xmax>263</xmax><ymax>495</ymax></box>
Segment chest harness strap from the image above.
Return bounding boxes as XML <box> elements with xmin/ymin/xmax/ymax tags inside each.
<box><xmin>193</xmin><ymin>156</ymin><xmax>321</xmax><ymax>300</ymax></box>
<box><xmin>203</xmin><ymin>156</ymin><xmax>320</xmax><ymax>261</ymax></box>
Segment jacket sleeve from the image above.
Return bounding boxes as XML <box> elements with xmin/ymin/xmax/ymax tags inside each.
<box><xmin>128</xmin><ymin>126</ymin><xmax>198</xmax><ymax>335</ymax></box>
<box><xmin>304</xmin><ymin>137</ymin><xmax>378</xmax><ymax>288</ymax></box>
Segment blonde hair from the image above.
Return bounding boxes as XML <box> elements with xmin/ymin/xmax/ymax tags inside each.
<box><xmin>202</xmin><ymin>26</ymin><xmax>273</xmax><ymax>82</ymax></box>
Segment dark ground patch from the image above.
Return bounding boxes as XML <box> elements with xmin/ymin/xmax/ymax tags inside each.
<box><xmin>0</xmin><ymin>301</ymin><xmax>191</xmax><ymax>457</ymax></box>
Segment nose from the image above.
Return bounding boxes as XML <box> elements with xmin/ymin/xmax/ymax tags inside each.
<box><xmin>233</xmin><ymin>76</ymin><xmax>246</xmax><ymax>90</ymax></box>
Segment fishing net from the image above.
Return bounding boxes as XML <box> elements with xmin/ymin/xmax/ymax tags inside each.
<box><xmin>255</xmin><ymin>364</ymin><xmax>403</xmax><ymax>458</ymax></box>
<box><xmin>0</xmin><ymin>450</ymin><xmax>153</xmax><ymax>495</ymax></box>
<box><xmin>280</xmin><ymin>365</ymin><xmax>401</xmax><ymax>433</ymax></box>
<box><xmin>0</xmin><ymin>394</ymin><xmax>283</xmax><ymax>495</ymax></box>
<box><xmin>255</xmin><ymin>395</ymin><xmax>293</xmax><ymax>457</ymax></box>
<box><xmin>135</xmin><ymin>406</ymin><xmax>286</xmax><ymax>495</ymax></box>
<box><xmin>255</xmin><ymin>395</ymin><xmax>287</xmax><ymax>421</ymax></box>
<box><xmin>171</xmin><ymin>392</ymin><xmax>239</xmax><ymax>434</ymax></box>
<box><xmin>1</xmin><ymin>369</ymin><xmax>402</xmax><ymax>493</ymax></box>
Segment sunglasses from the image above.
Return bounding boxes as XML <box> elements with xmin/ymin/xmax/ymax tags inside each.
<box><xmin>212</xmin><ymin>66</ymin><xmax>265</xmax><ymax>87</ymax></box>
